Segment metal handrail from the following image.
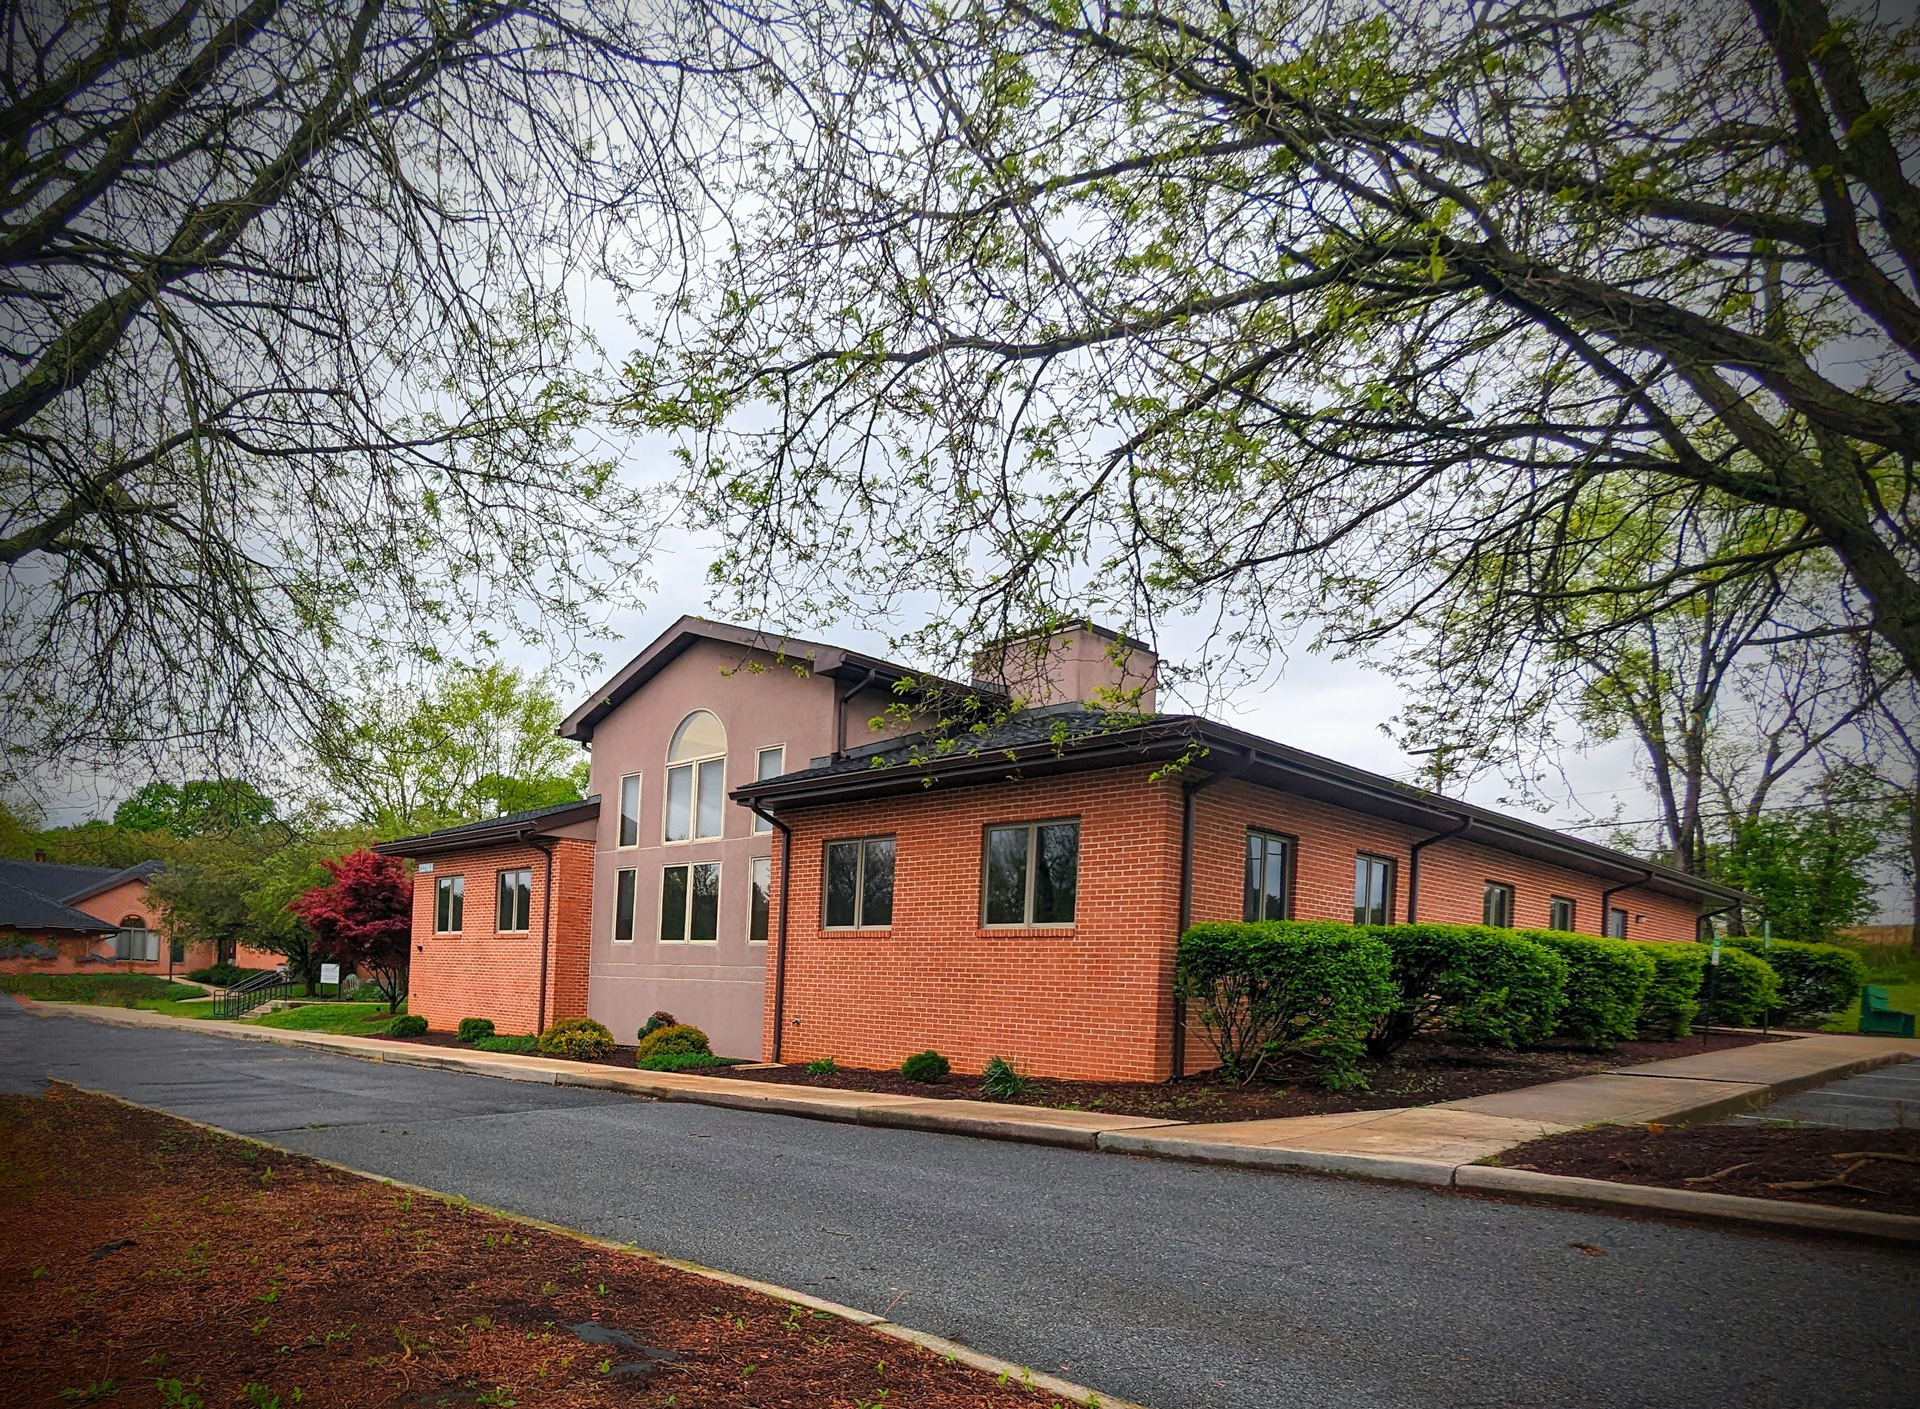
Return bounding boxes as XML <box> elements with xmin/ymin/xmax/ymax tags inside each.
<box><xmin>212</xmin><ymin>970</ymin><xmax>298</xmax><ymax>1020</ymax></box>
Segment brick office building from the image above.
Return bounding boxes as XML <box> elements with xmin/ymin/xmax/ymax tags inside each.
<box><xmin>379</xmin><ymin>617</ymin><xmax>1740</xmax><ymax>1077</ymax></box>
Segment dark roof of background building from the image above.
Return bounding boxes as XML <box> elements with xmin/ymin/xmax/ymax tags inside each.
<box><xmin>735</xmin><ymin>705</ymin><xmax>1747</xmax><ymax>907</ymax></box>
<box><xmin>372</xmin><ymin>797</ymin><xmax>601</xmax><ymax>858</ymax></box>
<box><xmin>0</xmin><ymin>858</ymin><xmax>162</xmax><ymax>935</ymax></box>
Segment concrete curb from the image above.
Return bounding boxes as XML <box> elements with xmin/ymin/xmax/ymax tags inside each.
<box><xmin>1094</xmin><ymin>1128</ymin><xmax>1460</xmax><ymax>1186</ymax></box>
<box><xmin>57</xmin><ymin>1079</ymin><xmax>1153</xmax><ymax>1409</ymax></box>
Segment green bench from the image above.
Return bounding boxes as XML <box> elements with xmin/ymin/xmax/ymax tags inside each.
<box><xmin>1859</xmin><ymin>985</ymin><xmax>1917</xmax><ymax>1038</ymax></box>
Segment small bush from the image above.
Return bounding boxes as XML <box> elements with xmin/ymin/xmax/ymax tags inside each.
<box><xmin>901</xmin><ymin>1050</ymin><xmax>950</xmax><ymax>1083</ymax></box>
<box><xmin>634</xmin><ymin>1022</ymin><xmax>710</xmax><ymax>1060</ymax></box>
<box><xmin>538</xmin><ymin>1016</ymin><xmax>616</xmax><ymax>1061</ymax></box>
<box><xmin>1695</xmin><ymin>945</ymin><xmax>1781</xmax><ymax>1027</ymax></box>
<box><xmin>638</xmin><ymin>1010</ymin><xmax>677</xmax><ymax>1041</ymax></box>
<box><xmin>981</xmin><ymin>1055</ymin><xmax>1030</xmax><ymax>1100</ymax></box>
<box><xmin>805</xmin><ymin>1056</ymin><xmax>838</xmax><ymax>1076</ymax></box>
<box><xmin>385</xmin><ymin>1014</ymin><xmax>427</xmax><ymax>1038</ymax></box>
<box><xmin>472</xmin><ymin>1034</ymin><xmax>538</xmax><ymax>1054</ymax></box>
<box><xmin>1178</xmin><ymin>921</ymin><xmax>1396</xmax><ymax>1088</ymax></box>
<box><xmin>1520</xmin><ymin>931</ymin><xmax>1655</xmax><ymax>1049</ymax></box>
<box><xmin>636</xmin><ymin>1051</ymin><xmax>743</xmax><ymax>1072</ymax></box>
<box><xmin>455</xmin><ymin>1017</ymin><xmax>496</xmax><ymax>1044</ymax></box>
<box><xmin>1634</xmin><ymin>942</ymin><xmax>1709</xmax><ymax>1037</ymax></box>
<box><xmin>1365</xmin><ymin>923</ymin><xmax>1565</xmax><ymax>1057</ymax></box>
<box><xmin>184</xmin><ymin>963</ymin><xmax>267</xmax><ymax>986</ymax></box>
<box><xmin>1723</xmin><ymin>937</ymin><xmax>1867</xmax><ymax>1023</ymax></box>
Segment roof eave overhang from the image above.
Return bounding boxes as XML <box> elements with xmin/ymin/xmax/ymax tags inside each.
<box><xmin>371</xmin><ymin>800</ymin><xmax>601</xmax><ymax>859</ymax></box>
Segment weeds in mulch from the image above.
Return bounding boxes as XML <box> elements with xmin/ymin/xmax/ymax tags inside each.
<box><xmin>0</xmin><ymin>1084</ymin><xmax>1087</xmax><ymax>1407</ymax></box>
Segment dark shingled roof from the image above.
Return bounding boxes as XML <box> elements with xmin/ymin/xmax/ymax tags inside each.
<box><xmin>372</xmin><ymin>797</ymin><xmax>601</xmax><ymax>858</ymax></box>
<box><xmin>0</xmin><ymin>857</ymin><xmax>168</xmax><ymax>935</ymax></box>
<box><xmin>735</xmin><ymin>705</ymin><xmax>1747</xmax><ymax>907</ymax></box>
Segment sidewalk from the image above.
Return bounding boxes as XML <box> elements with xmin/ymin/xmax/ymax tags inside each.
<box><xmin>20</xmin><ymin>998</ymin><xmax>1920</xmax><ymax>1239</ymax></box>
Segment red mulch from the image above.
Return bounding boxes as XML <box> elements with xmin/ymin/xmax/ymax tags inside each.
<box><xmin>713</xmin><ymin>1033</ymin><xmax>1777</xmax><ymax>1123</ymax></box>
<box><xmin>1494</xmin><ymin>1122</ymin><xmax>1920</xmax><ymax>1217</ymax></box>
<box><xmin>0</xmin><ymin>1085</ymin><xmax>1064</xmax><ymax>1407</ymax></box>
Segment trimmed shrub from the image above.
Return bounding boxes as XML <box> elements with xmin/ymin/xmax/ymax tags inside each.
<box><xmin>472</xmin><ymin>1033</ymin><xmax>538</xmax><ymax>1054</ymax></box>
<box><xmin>1177</xmin><ymin>921</ymin><xmax>1395</xmax><ymax>1089</ymax></box>
<box><xmin>638</xmin><ymin>1010</ymin><xmax>677</xmax><ymax>1041</ymax></box>
<box><xmin>185</xmin><ymin>963</ymin><xmax>267</xmax><ymax>986</ymax></box>
<box><xmin>634</xmin><ymin>1023</ymin><xmax>711</xmax><ymax>1061</ymax></box>
<box><xmin>637</xmin><ymin>1051</ymin><xmax>743</xmax><ymax>1072</ymax></box>
<box><xmin>455</xmin><ymin>1017</ymin><xmax>496</xmax><ymax>1044</ymax></box>
<box><xmin>1723</xmin><ymin>937</ymin><xmax>1867</xmax><ymax>1023</ymax></box>
<box><xmin>1364</xmin><ymin>923</ymin><xmax>1565</xmax><ymax>1057</ymax></box>
<box><xmin>901</xmin><ymin>1050</ymin><xmax>951</xmax><ymax>1083</ymax></box>
<box><xmin>1694</xmin><ymin>944</ymin><xmax>1781</xmax><ymax>1027</ymax></box>
<box><xmin>1633</xmin><ymin>942</ymin><xmax>1709</xmax><ymax>1037</ymax></box>
<box><xmin>981</xmin><ymin>1056</ymin><xmax>1030</xmax><ymax>1100</ymax></box>
<box><xmin>1520</xmin><ymin>931</ymin><xmax>1655</xmax><ymax>1049</ymax></box>
<box><xmin>385</xmin><ymin>1014</ymin><xmax>427</xmax><ymax>1038</ymax></box>
<box><xmin>538</xmin><ymin>1016</ymin><xmax>616</xmax><ymax>1061</ymax></box>
<box><xmin>805</xmin><ymin>1056</ymin><xmax>838</xmax><ymax>1076</ymax></box>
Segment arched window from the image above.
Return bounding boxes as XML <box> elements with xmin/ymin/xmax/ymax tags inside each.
<box><xmin>665</xmin><ymin>710</ymin><xmax>727</xmax><ymax>841</ymax></box>
<box><xmin>113</xmin><ymin>915</ymin><xmax>159</xmax><ymax>962</ymax></box>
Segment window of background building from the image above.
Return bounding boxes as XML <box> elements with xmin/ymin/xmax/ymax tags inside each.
<box><xmin>1482</xmin><ymin>881</ymin><xmax>1515</xmax><ymax>928</ymax></box>
<box><xmin>752</xmin><ymin>746</ymin><xmax>784</xmax><ymax>833</ymax></box>
<box><xmin>113</xmin><ymin>917</ymin><xmax>158</xmax><ymax>961</ymax></box>
<box><xmin>660</xmin><ymin>861</ymin><xmax>720</xmax><ymax>942</ymax></box>
<box><xmin>1244</xmin><ymin>830</ymin><xmax>1293</xmax><ymax>922</ymax></box>
<box><xmin>435</xmin><ymin>874</ymin><xmax>464</xmax><ymax>933</ymax></box>
<box><xmin>618</xmin><ymin>774</ymin><xmax>641</xmax><ymax>848</ymax></box>
<box><xmin>1354</xmin><ymin>854</ymin><xmax>1393</xmax><ymax>926</ymax></box>
<box><xmin>984</xmin><ymin>821</ymin><xmax>1078</xmax><ymax>926</ymax></box>
<box><xmin>497</xmin><ymin>868</ymin><xmax>532</xmax><ymax>932</ymax></box>
<box><xmin>749</xmin><ymin>855</ymin><xmax>772</xmax><ymax>942</ymax></box>
<box><xmin>614</xmin><ymin>868</ymin><xmax>637</xmax><ymax>943</ymax></box>
<box><xmin>825</xmin><ymin>837</ymin><xmax>895</xmax><ymax>928</ymax></box>
<box><xmin>1549</xmin><ymin>896</ymin><xmax>1576</xmax><ymax>932</ymax></box>
<box><xmin>664</xmin><ymin>710</ymin><xmax>727</xmax><ymax>842</ymax></box>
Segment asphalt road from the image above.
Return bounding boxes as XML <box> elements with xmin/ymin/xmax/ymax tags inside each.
<box><xmin>5</xmin><ymin>1003</ymin><xmax>1915</xmax><ymax>1409</ymax></box>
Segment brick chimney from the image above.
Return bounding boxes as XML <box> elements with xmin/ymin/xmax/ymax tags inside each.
<box><xmin>33</xmin><ymin>848</ymin><xmax>47</xmax><ymax>863</ymax></box>
<box><xmin>971</xmin><ymin>623</ymin><xmax>1158</xmax><ymax>712</ymax></box>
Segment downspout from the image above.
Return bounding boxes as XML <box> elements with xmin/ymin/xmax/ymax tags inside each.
<box><xmin>1695</xmin><ymin>901</ymin><xmax>1737</xmax><ymax>943</ymax></box>
<box><xmin>749</xmin><ymin>801</ymin><xmax>793</xmax><ymax>1063</ymax></box>
<box><xmin>1597</xmin><ymin>869</ymin><xmax>1652</xmax><ymax>938</ymax></box>
<box><xmin>1174</xmin><ymin>750</ymin><xmax>1251</xmax><ymax>1078</ymax></box>
<box><xmin>1406</xmin><ymin>815</ymin><xmax>1471</xmax><ymax>922</ymax></box>
<box><xmin>833</xmin><ymin>667</ymin><xmax>880</xmax><ymax>761</ymax></box>
<box><xmin>531</xmin><ymin>835</ymin><xmax>558</xmax><ymax>1035</ymax></box>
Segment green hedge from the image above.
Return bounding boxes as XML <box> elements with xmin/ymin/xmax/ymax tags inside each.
<box><xmin>1363</xmin><ymin>923</ymin><xmax>1565</xmax><ymax>1057</ymax></box>
<box><xmin>1519</xmin><ymin>931</ymin><xmax>1655</xmax><ymax>1049</ymax></box>
<box><xmin>1633</xmin><ymin>942</ymin><xmax>1709</xmax><ymax>1037</ymax></box>
<box><xmin>634</xmin><ymin>1023</ymin><xmax>710</xmax><ymax>1061</ymax></box>
<box><xmin>1178</xmin><ymin>921</ymin><xmax>1395</xmax><ymax>1089</ymax></box>
<box><xmin>636</xmin><ymin>1051</ymin><xmax>743</xmax><ymax>1072</ymax></box>
<box><xmin>1695</xmin><ymin>945</ymin><xmax>1780</xmax><ymax>1027</ymax></box>
<box><xmin>1723</xmin><ymin>937</ymin><xmax>1866</xmax><ymax>1023</ymax></box>
<box><xmin>0</xmin><ymin>974</ymin><xmax>195</xmax><ymax>1004</ymax></box>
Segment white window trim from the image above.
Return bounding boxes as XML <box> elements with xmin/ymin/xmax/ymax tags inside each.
<box><xmin>663</xmin><ymin>756</ymin><xmax>728</xmax><ymax>844</ymax></box>
<box><xmin>752</xmin><ymin>744</ymin><xmax>786</xmax><ymax>834</ymax></box>
<box><xmin>822</xmin><ymin>835</ymin><xmax>895</xmax><ymax>931</ymax></box>
<box><xmin>1482</xmin><ymin>881</ymin><xmax>1516</xmax><ymax>929</ymax></box>
<box><xmin>1549</xmin><ymin>896</ymin><xmax>1577</xmax><ymax>932</ymax></box>
<box><xmin>748</xmin><ymin>854</ymin><xmax>772</xmax><ymax>944</ymax></box>
<box><xmin>617</xmin><ymin>773</ymin><xmax>642</xmax><ymax>849</ymax></box>
<box><xmin>980</xmin><ymin>818</ymin><xmax>1079</xmax><ymax>929</ymax></box>
<box><xmin>497</xmin><ymin>868</ymin><xmax>533</xmax><ymax>934</ymax></box>
<box><xmin>612</xmin><ymin>867</ymin><xmax>638</xmax><ymax>944</ymax></box>
<box><xmin>659</xmin><ymin>860</ymin><xmax>723</xmax><ymax>944</ymax></box>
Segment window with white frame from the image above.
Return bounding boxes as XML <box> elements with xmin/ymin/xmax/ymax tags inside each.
<box><xmin>749</xmin><ymin>855</ymin><xmax>772</xmax><ymax>942</ymax></box>
<box><xmin>824</xmin><ymin>837</ymin><xmax>894</xmax><ymax>928</ymax></box>
<box><xmin>435</xmin><ymin>875</ymin><xmax>464</xmax><ymax>933</ymax></box>
<box><xmin>1483</xmin><ymin>881</ymin><xmax>1515</xmax><ymax>929</ymax></box>
<box><xmin>614</xmin><ymin>868</ymin><xmax>637</xmax><ymax>943</ymax></box>
<box><xmin>113</xmin><ymin>917</ymin><xmax>159</xmax><ymax>961</ymax></box>
<box><xmin>983</xmin><ymin>821</ymin><xmax>1078</xmax><ymax>926</ymax></box>
<box><xmin>751</xmin><ymin>745</ymin><xmax>785</xmax><ymax>833</ymax></box>
<box><xmin>618</xmin><ymin>774</ymin><xmax>641</xmax><ymax>848</ymax></box>
<box><xmin>664</xmin><ymin>711</ymin><xmax>727</xmax><ymax>842</ymax></box>
<box><xmin>1549</xmin><ymin>896</ymin><xmax>1576</xmax><ymax>932</ymax></box>
<box><xmin>661</xmin><ymin>861</ymin><xmax>720</xmax><ymax>942</ymax></box>
<box><xmin>1606</xmin><ymin>907</ymin><xmax>1629</xmax><ymax>938</ymax></box>
<box><xmin>497</xmin><ymin>868</ymin><xmax>532</xmax><ymax>932</ymax></box>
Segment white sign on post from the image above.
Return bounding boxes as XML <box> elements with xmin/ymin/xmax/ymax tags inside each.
<box><xmin>320</xmin><ymin>963</ymin><xmax>341</xmax><ymax>986</ymax></box>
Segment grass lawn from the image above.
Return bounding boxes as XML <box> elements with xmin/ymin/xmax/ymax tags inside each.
<box><xmin>134</xmin><ymin>998</ymin><xmax>228</xmax><ymax>1019</ymax></box>
<box><xmin>244</xmin><ymin>1002</ymin><xmax>397</xmax><ymax>1035</ymax></box>
<box><xmin>1</xmin><ymin>974</ymin><xmax>205</xmax><ymax>1005</ymax></box>
<box><xmin>1820</xmin><ymin>949</ymin><xmax>1920</xmax><ymax>1033</ymax></box>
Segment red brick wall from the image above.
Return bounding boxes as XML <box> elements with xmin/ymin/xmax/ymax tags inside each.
<box><xmin>763</xmin><ymin>768</ymin><xmax>1186</xmax><ymax>1081</ymax></box>
<box><xmin>404</xmin><ymin>839</ymin><xmax>594</xmax><ymax>1035</ymax></box>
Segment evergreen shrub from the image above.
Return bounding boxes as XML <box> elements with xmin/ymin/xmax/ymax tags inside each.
<box><xmin>1723</xmin><ymin>937</ymin><xmax>1866</xmax><ymax>1022</ymax></box>
<box><xmin>1520</xmin><ymin>931</ymin><xmax>1655</xmax><ymax>1049</ymax></box>
<box><xmin>1633</xmin><ymin>942</ymin><xmax>1709</xmax><ymax>1037</ymax></box>
<box><xmin>1694</xmin><ymin>945</ymin><xmax>1781</xmax><ymax>1027</ymax></box>
<box><xmin>638</xmin><ymin>1010</ymin><xmax>676</xmax><ymax>1041</ymax></box>
<box><xmin>455</xmin><ymin>1017</ymin><xmax>495</xmax><ymax>1044</ymax></box>
<box><xmin>634</xmin><ymin>1023</ymin><xmax>710</xmax><ymax>1061</ymax></box>
<box><xmin>538</xmin><ymin>1016</ymin><xmax>616</xmax><ymax>1060</ymax></box>
<box><xmin>385</xmin><ymin>1014</ymin><xmax>427</xmax><ymax>1038</ymax></box>
<box><xmin>1364</xmin><ymin>923</ymin><xmax>1565</xmax><ymax>1057</ymax></box>
<box><xmin>900</xmin><ymin>1050</ymin><xmax>950</xmax><ymax>1083</ymax></box>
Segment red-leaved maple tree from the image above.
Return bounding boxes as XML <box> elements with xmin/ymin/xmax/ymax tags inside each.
<box><xmin>291</xmin><ymin>849</ymin><xmax>413</xmax><ymax>1013</ymax></box>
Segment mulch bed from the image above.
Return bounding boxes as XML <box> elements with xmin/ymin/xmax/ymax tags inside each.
<box><xmin>712</xmin><ymin>1033</ymin><xmax>1776</xmax><ymax>1123</ymax></box>
<box><xmin>1493</xmin><ymin>1121</ymin><xmax>1920</xmax><ymax>1217</ymax></box>
<box><xmin>0</xmin><ymin>1084</ymin><xmax>1067</xmax><ymax>1408</ymax></box>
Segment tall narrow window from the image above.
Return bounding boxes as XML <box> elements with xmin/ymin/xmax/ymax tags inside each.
<box><xmin>983</xmin><ymin>821</ymin><xmax>1078</xmax><ymax>926</ymax></box>
<box><xmin>1243</xmin><ymin>831</ymin><xmax>1293</xmax><ymax>922</ymax></box>
<box><xmin>435</xmin><ymin>875</ymin><xmax>464</xmax><ymax>933</ymax></box>
<box><xmin>614</xmin><ymin>868</ymin><xmax>637</xmax><ymax>943</ymax></box>
<box><xmin>749</xmin><ymin>855</ymin><xmax>772</xmax><ymax>943</ymax></box>
<box><xmin>1606</xmin><ymin>907</ymin><xmax>1629</xmax><ymax>938</ymax></box>
<box><xmin>1549</xmin><ymin>896</ymin><xmax>1576</xmax><ymax>932</ymax></box>
<box><xmin>1482</xmin><ymin>881</ymin><xmax>1515</xmax><ymax>929</ymax></box>
<box><xmin>660</xmin><ymin>862</ymin><xmax>721</xmax><ymax>942</ymax></box>
<box><xmin>752</xmin><ymin>746</ymin><xmax>785</xmax><ymax>833</ymax></box>
<box><xmin>1354</xmin><ymin>854</ymin><xmax>1393</xmax><ymax>926</ymax></box>
<box><xmin>665</xmin><ymin>710</ymin><xmax>728</xmax><ymax>841</ymax></box>
<box><xmin>618</xmin><ymin>774</ymin><xmax>641</xmax><ymax>848</ymax></box>
<box><xmin>824</xmin><ymin>837</ymin><xmax>895</xmax><ymax>928</ymax></box>
<box><xmin>497</xmin><ymin>868</ymin><xmax>532</xmax><ymax>932</ymax></box>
